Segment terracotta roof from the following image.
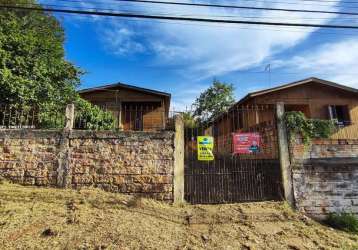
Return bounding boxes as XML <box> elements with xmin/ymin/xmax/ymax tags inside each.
<box><xmin>78</xmin><ymin>82</ymin><xmax>171</xmax><ymax>97</ymax></box>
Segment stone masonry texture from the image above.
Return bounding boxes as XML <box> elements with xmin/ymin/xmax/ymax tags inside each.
<box><xmin>290</xmin><ymin>138</ymin><xmax>358</xmax><ymax>218</ymax></box>
<box><xmin>293</xmin><ymin>159</ymin><xmax>358</xmax><ymax>219</ymax></box>
<box><xmin>0</xmin><ymin>130</ymin><xmax>175</xmax><ymax>202</ymax></box>
<box><xmin>290</xmin><ymin>138</ymin><xmax>358</xmax><ymax>162</ymax></box>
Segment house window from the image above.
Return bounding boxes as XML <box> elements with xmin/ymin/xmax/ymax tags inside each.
<box><xmin>232</xmin><ymin>112</ymin><xmax>244</xmax><ymax>131</ymax></box>
<box><xmin>213</xmin><ymin>125</ymin><xmax>219</xmax><ymax>137</ymax></box>
<box><xmin>328</xmin><ymin>105</ymin><xmax>351</xmax><ymax>126</ymax></box>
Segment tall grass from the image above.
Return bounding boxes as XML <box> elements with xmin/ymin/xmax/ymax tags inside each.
<box><xmin>325</xmin><ymin>212</ymin><xmax>358</xmax><ymax>233</ymax></box>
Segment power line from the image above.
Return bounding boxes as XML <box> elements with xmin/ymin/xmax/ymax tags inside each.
<box><xmin>2</xmin><ymin>4</ymin><xmax>358</xmax><ymax>30</ymax></box>
<box><xmin>56</xmin><ymin>0</ymin><xmax>358</xmax><ymax>8</ymax></box>
<box><xmin>276</xmin><ymin>0</ymin><xmax>358</xmax><ymax>3</ymax></box>
<box><xmin>111</xmin><ymin>0</ymin><xmax>358</xmax><ymax>16</ymax></box>
<box><xmin>60</xmin><ymin>0</ymin><xmax>358</xmax><ymax>5</ymax></box>
<box><xmin>38</xmin><ymin>0</ymin><xmax>358</xmax><ymax>19</ymax></box>
<box><xmin>46</xmin><ymin>8</ymin><xmax>358</xmax><ymax>38</ymax></box>
<box><xmin>36</xmin><ymin>2</ymin><xmax>358</xmax><ymax>21</ymax></box>
<box><xmin>52</xmin><ymin>0</ymin><xmax>358</xmax><ymax>16</ymax></box>
<box><xmin>15</xmin><ymin>2</ymin><xmax>358</xmax><ymax>31</ymax></box>
<box><xmin>234</xmin><ymin>0</ymin><xmax>356</xmax><ymax>6</ymax></box>
<box><xmin>217</xmin><ymin>0</ymin><xmax>358</xmax><ymax>5</ymax></box>
<box><xmin>51</xmin><ymin>10</ymin><xmax>358</xmax><ymax>38</ymax></box>
<box><xmin>37</xmin><ymin>0</ymin><xmax>358</xmax><ymax>21</ymax></box>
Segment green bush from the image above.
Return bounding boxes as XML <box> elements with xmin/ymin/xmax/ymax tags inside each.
<box><xmin>37</xmin><ymin>104</ymin><xmax>66</xmax><ymax>129</ymax></box>
<box><xmin>310</xmin><ymin>119</ymin><xmax>336</xmax><ymax>138</ymax></box>
<box><xmin>284</xmin><ymin>111</ymin><xmax>336</xmax><ymax>144</ymax></box>
<box><xmin>2</xmin><ymin>98</ymin><xmax>115</xmax><ymax>130</ymax></box>
<box><xmin>325</xmin><ymin>212</ymin><xmax>358</xmax><ymax>233</ymax></box>
<box><xmin>284</xmin><ymin>111</ymin><xmax>313</xmax><ymax>144</ymax></box>
<box><xmin>75</xmin><ymin>98</ymin><xmax>115</xmax><ymax>130</ymax></box>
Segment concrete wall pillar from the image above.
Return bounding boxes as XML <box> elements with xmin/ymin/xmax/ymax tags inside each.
<box><xmin>276</xmin><ymin>102</ymin><xmax>294</xmax><ymax>206</ymax></box>
<box><xmin>173</xmin><ymin>114</ymin><xmax>185</xmax><ymax>204</ymax></box>
<box><xmin>65</xmin><ymin>104</ymin><xmax>75</xmax><ymax>130</ymax></box>
<box><xmin>57</xmin><ymin>104</ymin><xmax>74</xmax><ymax>188</ymax></box>
<box><xmin>57</xmin><ymin>130</ymin><xmax>71</xmax><ymax>188</ymax></box>
<box><xmin>118</xmin><ymin>101</ymin><xmax>123</xmax><ymax>130</ymax></box>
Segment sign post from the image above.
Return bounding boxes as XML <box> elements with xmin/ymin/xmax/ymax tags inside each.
<box><xmin>197</xmin><ymin>136</ymin><xmax>214</xmax><ymax>161</ymax></box>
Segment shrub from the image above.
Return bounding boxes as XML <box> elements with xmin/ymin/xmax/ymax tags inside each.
<box><xmin>74</xmin><ymin>98</ymin><xmax>115</xmax><ymax>130</ymax></box>
<box><xmin>1</xmin><ymin>98</ymin><xmax>115</xmax><ymax>130</ymax></box>
<box><xmin>284</xmin><ymin>111</ymin><xmax>336</xmax><ymax>144</ymax></box>
<box><xmin>325</xmin><ymin>212</ymin><xmax>358</xmax><ymax>233</ymax></box>
<box><xmin>284</xmin><ymin>111</ymin><xmax>312</xmax><ymax>144</ymax></box>
<box><xmin>310</xmin><ymin>119</ymin><xmax>336</xmax><ymax>138</ymax></box>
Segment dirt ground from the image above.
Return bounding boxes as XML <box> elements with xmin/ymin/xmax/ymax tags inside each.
<box><xmin>0</xmin><ymin>182</ymin><xmax>357</xmax><ymax>250</ymax></box>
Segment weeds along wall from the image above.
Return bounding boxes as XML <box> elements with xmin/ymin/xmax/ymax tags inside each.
<box><xmin>0</xmin><ymin>130</ymin><xmax>175</xmax><ymax>202</ymax></box>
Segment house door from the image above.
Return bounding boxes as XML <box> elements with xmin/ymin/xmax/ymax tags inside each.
<box><xmin>121</xmin><ymin>102</ymin><xmax>162</xmax><ymax>131</ymax></box>
<box><xmin>123</xmin><ymin>108</ymin><xmax>143</xmax><ymax>131</ymax></box>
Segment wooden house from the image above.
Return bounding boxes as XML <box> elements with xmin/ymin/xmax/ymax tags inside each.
<box><xmin>78</xmin><ymin>82</ymin><xmax>171</xmax><ymax>131</ymax></box>
<box><xmin>212</xmin><ymin>77</ymin><xmax>358</xmax><ymax>139</ymax></box>
<box><xmin>209</xmin><ymin>77</ymin><xmax>358</xmax><ymax>156</ymax></box>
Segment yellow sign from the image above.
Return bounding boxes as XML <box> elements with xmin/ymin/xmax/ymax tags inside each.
<box><xmin>197</xmin><ymin>136</ymin><xmax>214</xmax><ymax>161</ymax></box>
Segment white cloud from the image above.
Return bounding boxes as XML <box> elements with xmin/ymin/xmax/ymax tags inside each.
<box><xmin>170</xmin><ymin>83</ymin><xmax>209</xmax><ymax>111</ymax></box>
<box><xmin>278</xmin><ymin>38</ymin><xmax>358</xmax><ymax>87</ymax></box>
<box><xmin>49</xmin><ymin>0</ymin><xmax>342</xmax><ymax>79</ymax></box>
<box><xmin>95</xmin><ymin>0</ymin><xmax>340</xmax><ymax>78</ymax></box>
<box><xmin>102</xmin><ymin>24</ymin><xmax>145</xmax><ymax>55</ymax></box>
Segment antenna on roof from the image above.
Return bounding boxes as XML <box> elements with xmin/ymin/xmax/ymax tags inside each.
<box><xmin>265</xmin><ymin>64</ymin><xmax>271</xmax><ymax>88</ymax></box>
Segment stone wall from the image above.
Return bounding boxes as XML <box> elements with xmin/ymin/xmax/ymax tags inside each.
<box><xmin>290</xmin><ymin>138</ymin><xmax>358</xmax><ymax>162</ymax></box>
<box><xmin>0</xmin><ymin>130</ymin><xmax>64</xmax><ymax>187</ymax></box>
<box><xmin>290</xmin><ymin>138</ymin><xmax>358</xmax><ymax>218</ymax></box>
<box><xmin>293</xmin><ymin>159</ymin><xmax>358</xmax><ymax>219</ymax></box>
<box><xmin>69</xmin><ymin>131</ymin><xmax>174</xmax><ymax>201</ymax></box>
<box><xmin>0</xmin><ymin>130</ymin><xmax>175</xmax><ymax>202</ymax></box>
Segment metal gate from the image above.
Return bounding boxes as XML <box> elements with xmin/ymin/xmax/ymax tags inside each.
<box><xmin>184</xmin><ymin>105</ymin><xmax>283</xmax><ymax>204</ymax></box>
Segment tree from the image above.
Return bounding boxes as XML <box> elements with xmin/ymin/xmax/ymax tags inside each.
<box><xmin>0</xmin><ymin>0</ymin><xmax>114</xmax><ymax>128</ymax></box>
<box><xmin>193</xmin><ymin>79</ymin><xmax>235</xmax><ymax>124</ymax></box>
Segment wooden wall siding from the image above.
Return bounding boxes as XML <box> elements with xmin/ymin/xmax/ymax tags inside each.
<box><xmin>212</xmin><ymin>109</ymin><xmax>275</xmax><ymax>137</ymax></box>
<box><xmin>329</xmin><ymin>104</ymin><xmax>358</xmax><ymax>139</ymax></box>
<box><xmin>80</xmin><ymin>87</ymin><xmax>169</xmax><ymax>131</ymax></box>
<box><xmin>208</xmin><ymin>108</ymin><xmax>278</xmax><ymax>159</ymax></box>
<box><xmin>80</xmin><ymin>88</ymin><xmax>164</xmax><ymax>104</ymax></box>
<box><xmin>241</xmin><ymin>82</ymin><xmax>358</xmax><ymax>140</ymax></box>
<box><xmin>285</xmin><ymin>104</ymin><xmax>311</xmax><ymax>117</ymax></box>
<box><xmin>121</xmin><ymin>103</ymin><xmax>165</xmax><ymax>131</ymax></box>
<box><xmin>210</xmin><ymin>123</ymin><xmax>278</xmax><ymax>159</ymax></box>
<box><xmin>143</xmin><ymin>105</ymin><xmax>165</xmax><ymax>131</ymax></box>
<box><xmin>331</xmin><ymin>124</ymin><xmax>358</xmax><ymax>139</ymax></box>
<box><xmin>210</xmin><ymin>81</ymin><xmax>358</xmax><ymax>154</ymax></box>
<box><xmin>249</xmin><ymin>83</ymin><xmax>356</xmax><ymax>105</ymax></box>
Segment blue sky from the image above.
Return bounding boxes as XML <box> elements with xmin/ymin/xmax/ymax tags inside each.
<box><xmin>40</xmin><ymin>0</ymin><xmax>358</xmax><ymax>110</ymax></box>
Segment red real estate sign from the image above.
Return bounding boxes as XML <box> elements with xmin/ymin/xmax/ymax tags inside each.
<box><xmin>232</xmin><ymin>133</ymin><xmax>261</xmax><ymax>154</ymax></box>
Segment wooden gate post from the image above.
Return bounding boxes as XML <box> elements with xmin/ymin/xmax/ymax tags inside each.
<box><xmin>276</xmin><ymin>102</ymin><xmax>294</xmax><ymax>206</ymax></box>
<box><xmin>173</xmin><ymin>114</ymin><xmax>185</xmax><ymax>204</ymax></box>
